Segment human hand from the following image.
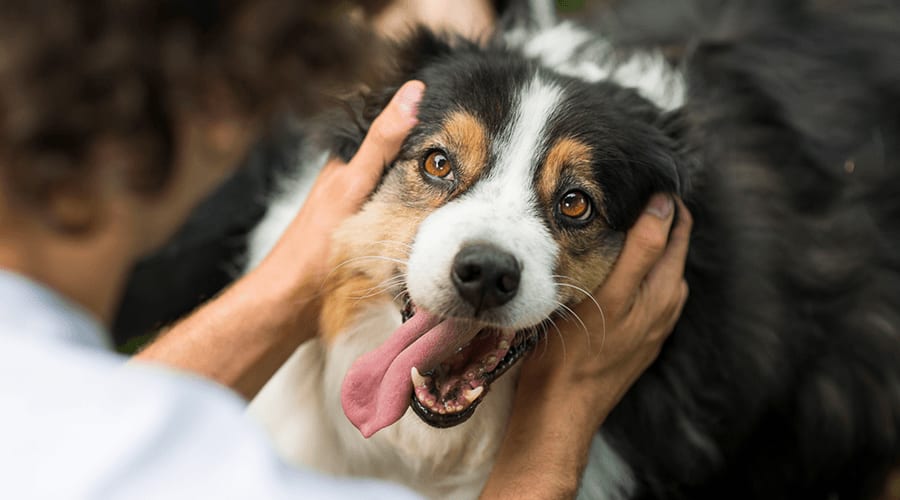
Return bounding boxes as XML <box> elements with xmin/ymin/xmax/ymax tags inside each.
<box><xmin>482</xmin><ymin>195</ymin><xmax>691</xmax><ymax>499</ymax></box>
<box><xmin>252</xmin><ymin>80</ymin><xmax>425</xmax><ymax>294</ymax></box>
<box><xmin>373</xmin><ymin>0</ymin><xmax>496</xmax><ymax>41</ymax></box>
<box><xmin>519</xmin><ymin>195</ymin><xmax>692</xmax><ymax>420</ymax></box>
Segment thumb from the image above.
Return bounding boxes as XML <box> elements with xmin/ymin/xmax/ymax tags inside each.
<box><xmin>598</xmin><ymin>194</ymin><xmax>676</xmax><ymax>307</ymax></box>
<box><xmin>348</xmin><ymin>80</ymin><xmax>425</xmax><ymax>191</ymax></box>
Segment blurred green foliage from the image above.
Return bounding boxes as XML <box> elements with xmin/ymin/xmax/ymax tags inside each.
<box><xmin>557</xmin><ymin>0</ymin><xmax>586</xmax><ymax>12</ymax></box>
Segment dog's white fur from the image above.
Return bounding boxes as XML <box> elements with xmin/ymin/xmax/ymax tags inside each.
<box><xmin>245</xmin><ymin>21</ymin><xmax>683</xmax><ymax>499</ymax></box>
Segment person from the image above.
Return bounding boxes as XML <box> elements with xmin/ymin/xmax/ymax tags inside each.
<box><xmin>0</xmin><ymin>2</ymin><xmax>691</xmax><ymax>499</ymax></box>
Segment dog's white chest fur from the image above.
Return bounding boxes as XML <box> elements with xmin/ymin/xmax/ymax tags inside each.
<box><xmin>248</xmin><ymin>297</ymin><xmax>516</xmax><ymax>498</ymax></box>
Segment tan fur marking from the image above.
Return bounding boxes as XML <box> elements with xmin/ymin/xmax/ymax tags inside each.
<box><xmin>554</xmin><ymin>243</ymin><xmax>621</xmax><ymax>306</ymax></box>
<box><xmin>538</xmin><ymin>137</ymin><xmax>595</xmax><ymax>206</ymax></box>
<box><xmin>319</xmin><ymin>197</ymin><xmax>429</xmax><ymax>344</ymax></box>
<box><xmin>536</xmin><ymin>137</ymin><xmax>621</xmax><ymax>305</ymax></box>
<box><xmin>442</xmin><ymin>110</ymin><xmax>489</xmax><ymax>189</ymax></box>
<box><xmin>318</xmin><ymin>113</ymin><xmax>489</xmax><ymax>342</ymax></box>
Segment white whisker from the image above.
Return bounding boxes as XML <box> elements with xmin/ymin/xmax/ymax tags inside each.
<box><xmin>555</xmin><ymin>281</ymin><xmax>607</xmax><ymax>354</ymax></box>
<box><xmin>322</xmin><ymin>255</ymin><xmax>409</xmax><ymax>287</ymax></box>
<box><xmin>349</xmin><ymin>275</ymin><xmax>407</xmax><ymax>300</ymax></box>
<box><xmin>555</xmin><ymin>300</ymin><xmax>589</xmax><ymax>353</ymax></box>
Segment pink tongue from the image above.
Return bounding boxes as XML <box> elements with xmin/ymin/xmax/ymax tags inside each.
<box><xmin>341</xmin><ymin>310</ymin><xmax>475</xmax><ymax>438</ymax></box>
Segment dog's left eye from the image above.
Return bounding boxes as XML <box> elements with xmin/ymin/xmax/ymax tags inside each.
<box><xmin>559</xmin><ymin>190</ymin><xmax>593</xmax><ymax>221</ymax></box>
<box><xmin>422</xmin><ymin>150</ymin><xmax>454</xmax><ymax>181</ymax></box>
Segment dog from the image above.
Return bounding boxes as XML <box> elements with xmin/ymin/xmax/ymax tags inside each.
<box><xmin>244</xmin><ymin>1</ymin><xmax>900</xmax><ymax>498</ymax></box>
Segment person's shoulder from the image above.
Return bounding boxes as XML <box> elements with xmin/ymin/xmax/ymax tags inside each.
<box><xmin>0</xmin><ymin>336</ymin><xmax>420</xmax><ymax>499</ymax></box>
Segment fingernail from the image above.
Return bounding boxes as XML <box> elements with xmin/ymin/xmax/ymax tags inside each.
<box><xmin>645</xmin><ymin>194</ymin><xmax>673</xmax><ymax>220</ymax></box>
<box><xmin>395</xmin><ymin>81</ymin><xmax>425</xmax><ymax>123</ymax></box>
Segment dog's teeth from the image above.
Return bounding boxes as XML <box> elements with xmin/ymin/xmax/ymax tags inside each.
<box><xmin>498</xmin><ymin>340</ymin><xmax>509</xmax><ymax>350</ymax></box>
<box><xmin>485</xmin><ymin>355</ymin><xmax>497</xmax><ymax>366</ymax></box>
<box><xmin>411</xmin><ymin>367</ymin><xmax>429</xmax><ymax>388</ymax></box>
<box><xmin>464</xmin><ymin>370</ymin><xmax>475</xmax><ymax>380</ymax></box>
<box><xmin>463</xmin><ymin>386</ymin><xmax>484</xmax><ymax>403</ymax></box>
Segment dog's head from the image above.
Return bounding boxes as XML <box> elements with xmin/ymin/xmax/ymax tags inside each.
<box><xmin>324</xmin><ymin>30</ymin><xmax>688</xmax><ymax>437</ymax></box>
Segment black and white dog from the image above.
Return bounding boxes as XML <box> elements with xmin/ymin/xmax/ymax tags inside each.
<box><xmin>244</xmin><ymin>1</ymin><xmax>900</xmax><ymax>498</ymax></box>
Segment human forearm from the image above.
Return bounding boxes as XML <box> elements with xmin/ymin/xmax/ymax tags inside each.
<box><xmin>135</xmin><ymin>265</ymin><xmax>318</xmax><ymax>400</ymax></box>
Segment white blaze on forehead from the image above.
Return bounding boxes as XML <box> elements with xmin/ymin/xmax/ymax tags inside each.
<box><xmin>491</xmin><ymin>76</ymin><xmax>565</xmax><ymax>187</ymax></box>
<box><xmin>406</xmin><ymin>77</ymin><xmax>563</xmax><ymax>329</ymax></box>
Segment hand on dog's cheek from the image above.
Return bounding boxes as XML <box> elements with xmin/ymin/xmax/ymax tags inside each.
<box><xmin>250</xmin><ymin>80</ymin><xmax>425</xmax><ymax>300</ymax></box>
<box><xmin>482</xmin><ymin>195</ymin><xmax>692</xmax><ymax>499</ymax></box>
<box><xmin>137</xmin><ymin>82</ymin><xmax>424</xmax><ymax>401</ymax></box>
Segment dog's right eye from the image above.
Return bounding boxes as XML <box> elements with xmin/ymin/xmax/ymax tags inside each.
<box><xmin>422</xmin><ymin>150</ymin><xmax>455</xmax><ymax>181</ymax></box>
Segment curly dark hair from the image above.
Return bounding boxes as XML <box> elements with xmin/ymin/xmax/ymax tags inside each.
<box><xmin>0</xmin><ymin>0</ymin><xmax>388</xmax><ymax>214</ymax></box>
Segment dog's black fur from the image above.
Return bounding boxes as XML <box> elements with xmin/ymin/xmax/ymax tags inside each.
<box><xmin>598</xmin><ymin>2</ymin><xmax>900</xmax><ymax>499</ymax></box>
<box><xmin>319</xmin><ymin>1</ymin><xmax>900</xmax><ymax>498</ymax></box>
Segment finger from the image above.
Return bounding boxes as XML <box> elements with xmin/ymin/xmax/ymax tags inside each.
<box><xmin>348</xmin><ymin>80</ymin><xmax>425</xmax><ymax>191</ymax></box>
<box><xmin>658</xmin><ymin>280</ymin><xmax>690</xmax><ymax>340</ymax></box>
<box><xmin>668</xmin><ymin>281</ymin><xmax>690</xmax><ymax>328</ymax></box>
<box><xmin>645</xmin><ymin>198</ymin><xmax>693</xmax><ymax>289</ymax></box>
<box><xmin>598</xmin><ymin>193</ymin><xmax>676</xmax><ymax>307</ymax></box>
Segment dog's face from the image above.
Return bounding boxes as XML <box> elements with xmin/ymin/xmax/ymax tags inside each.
<box><xmin>327</xmin><ymin>38</ymin><xmax>684</xmax><ymax>433</ymax></box>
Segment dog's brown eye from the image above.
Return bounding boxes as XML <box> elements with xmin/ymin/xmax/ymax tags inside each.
<box><xmin>559</xmin><ymin>190</ymin><xmax>592</xmax><ymax>220</ymax></box>
<box><xmin>423</xmin><ymin>150</ymin><xmax>453</xmax><ymax>179</ymax></box>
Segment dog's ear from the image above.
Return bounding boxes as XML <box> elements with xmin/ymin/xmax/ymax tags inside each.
<box><xmin>594</xmin><ymin>92</ymin><xmax>694</xmax><ymax>231</ymax></box>
<box><xmin>316</xmin><ymin>28</ymin><xmax>457</xmax><ymax>162</ymax></box>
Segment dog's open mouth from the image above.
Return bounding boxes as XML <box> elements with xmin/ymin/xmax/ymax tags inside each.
<box><xmin>340</xmin><ymin>289</ymin><xmax>540</xmax><ymax>437</ymax></box>
<box><xmin>401</xmin><ymin>297</ymin><xmax>537</xmax><ymax>428</ymax></box>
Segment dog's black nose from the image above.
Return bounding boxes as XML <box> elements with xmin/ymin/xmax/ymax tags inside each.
<box><xmin>451</xmin><ymin>244</ymin><xmax>521</xmax><ymax>311</ymax></box>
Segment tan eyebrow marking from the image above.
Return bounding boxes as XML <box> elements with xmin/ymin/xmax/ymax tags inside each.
<box><xmin>441</xmin><ymin>110</ymin><xmax>489</xmax><ymax>189</ymax></box>
<box><xmin>537</xmin><ymin>137</ymin><xmax>595</xmax><ymax>206</ymax></box>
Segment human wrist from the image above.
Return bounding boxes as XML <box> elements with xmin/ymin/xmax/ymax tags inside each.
<box><xmin>483</xmin><ymin>371</ymin><xmax>605</xmax><ymax>499</ymax></box>
<box><xmin>241</xmin><ymin>258</ymin><xmax>322</xmax><ymax>343</ymax></box>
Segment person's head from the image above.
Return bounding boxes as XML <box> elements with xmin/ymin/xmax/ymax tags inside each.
<box><xmin>0</xmin><ymin>0</ymin><xmax>388</xmax><ymax>254</ymax></box>
<box><xmin>0</xmin><ymin>0</ymin><xmax>397</xmax><ymax>320</ymax></box>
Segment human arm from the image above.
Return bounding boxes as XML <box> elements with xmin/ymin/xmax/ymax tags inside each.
<box><xmin>482</xmin><ymin>196</ymin><xmax>693</xmax><ymax>499</ymax></box>
<box><xmin>134</xmin><ymin>81</ymin><xmax>426</xmax><ymax>400</ymax></box>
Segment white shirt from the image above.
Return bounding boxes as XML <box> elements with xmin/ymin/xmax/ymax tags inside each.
<box><xmin>0</xmin><ymin>270</ymin><xmax>419</xmax><ymax>500</ymax></box>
